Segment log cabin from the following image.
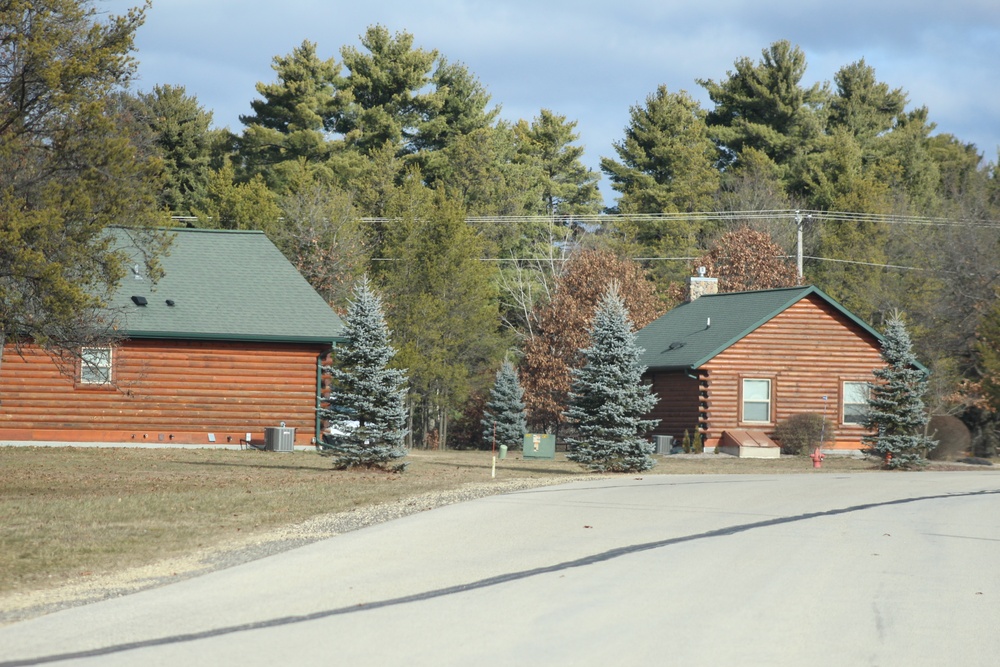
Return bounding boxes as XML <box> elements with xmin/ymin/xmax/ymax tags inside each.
<box><xmin>635</xmin><ymin>275</ymin><xmax>905</xmax><ymax>454</ymax></box>
<box><xmin>0</xmin><ymin>228</ymin><xmax>345</xmax><ymax>447</ymax></box>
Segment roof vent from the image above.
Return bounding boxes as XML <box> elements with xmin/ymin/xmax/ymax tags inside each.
<box><xmin>165</xmin><ymin>299</ymin><xmax>175</xmax><ymax>307</ymax></box>
<box><xmin>131</xmin><ymin>295</ymin><xmax>148</xmax><ymax>306</ymax></box>
<box><xmin>667</xmin><ymin>341</ymin><xmax>685</xmax><ymax>351</ymax></box>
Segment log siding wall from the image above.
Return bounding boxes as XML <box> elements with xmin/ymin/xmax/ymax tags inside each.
<box><xmin>647</xmin><ymin>294</ymin><xmax>885</xmax><ymax>450</ymax></box>
<box><xmin>646</xmin><ymin>371</ymin><xmax>701</xmax><ymax>443</ymax></box>
<box><xmin>0</xmin><ymin>339</ymin><xmax>327</xmax><ymax>445</ymax></box>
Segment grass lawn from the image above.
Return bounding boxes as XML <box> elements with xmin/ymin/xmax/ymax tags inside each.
<box><xmin>0</xmin><ymin>446</ymin><xmax>875</xmax><ymax>599</ymax></box>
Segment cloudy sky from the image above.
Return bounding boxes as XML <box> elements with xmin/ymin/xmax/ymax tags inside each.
<box><xmin>102</xmin><ymin>0</ymin><xmax>999</xmax><ymax>202</ymax></box>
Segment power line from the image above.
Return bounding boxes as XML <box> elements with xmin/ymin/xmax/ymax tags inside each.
<box><xmin>375</xmin><ymin>255</ymin><xmax>931</xmax><ymax>271</ymax></box>
<box><xmin>453</xmin><ymin>209</ymin><xmax>1000</xmax><ymax>228</ymax></box>
<box><xmin>174</xmin><ymin>210</ymin><xmax>1000</xmax><ymax>229</ymax></box>
<box><xmin>801</xmin><ymin>255</ymin><xmax>940</xmax><ymax>273</ymax></box>
<box><xmin>172</xmin><ymin>210</ymin><xmax>997</xmax><ymax>273</ymax></box>
<box><xmin>375</xmin><ymin>252</ymin><xmax>952</xmax><ymax>277</ymax></box>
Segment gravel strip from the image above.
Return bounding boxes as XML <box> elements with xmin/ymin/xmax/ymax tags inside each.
<box><xmin>0</xmin><ymin>476</ymin><xmax>581</xmax><ymax>626</ymax></box>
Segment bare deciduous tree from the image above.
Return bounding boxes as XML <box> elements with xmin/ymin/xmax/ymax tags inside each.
<box><xmin>520</xmin><ymin>249</ymin><xmax>664</xmax><ymax>430</ymax></box>
<box><xmin>692</xmin><ymin>226</ymin><xmax>799</xmax><ymax>292</ymax></box>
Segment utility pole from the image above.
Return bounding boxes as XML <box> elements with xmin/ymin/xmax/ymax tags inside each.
<box><xmin>795</xmin><ymin>210</ymin><xmax>811</xmax><ymax>284</ymax></box>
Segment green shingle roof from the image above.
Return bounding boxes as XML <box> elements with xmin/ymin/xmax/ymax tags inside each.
<box><xmin>107</xmin><ymin>228</ymin><xmax>345</xmax><ymax>344</ymax></box>
<box><xmin>635</xmin><ymin>285</ymin><xmax>885</xmax><ymax>371</ymax></box>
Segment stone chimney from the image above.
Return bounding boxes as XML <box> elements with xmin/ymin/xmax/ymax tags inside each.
<box><xmin>688</xmin><ymin>267</ymin><xmax>718</xmax><ymax>301</ymax></box>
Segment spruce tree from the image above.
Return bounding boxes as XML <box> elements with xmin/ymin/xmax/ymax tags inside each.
<box><xmin>321</xmin><ymin>277</ymin><xmax>408</xmax><ymax>471</ymax></box>
<box><xmin>482</xmin><ymin>360</ymin><xmax>528</xmax><ymax>450</ymax></box>
<box><xmin>564</xmin><ymin>286</ymin><xmax>659</xmax><ymax>472</ymax></box>
<box><xmin>862</xmin><ymin>315</ymin><xmax>935</xmax><ymax>469</ymax></box>
<box><xmin>520</xmin><ymin>249</ymin><xmax>663</xmax><ymax>432</ymax></box>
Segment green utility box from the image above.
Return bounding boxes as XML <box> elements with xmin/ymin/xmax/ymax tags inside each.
<box><xmin>522</xmin><ymin>433</ymin><xmax>556</xmax><ymax>459</ymax></box>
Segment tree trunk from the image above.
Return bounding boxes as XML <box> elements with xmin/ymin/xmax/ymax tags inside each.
<box><xmin>441</xmin><ymin>407</ymin><xmax>449</xmax><ymax>450</ymax></box>
<box><xmin>406</xmin><ymin>397</ymin><xmax>414</xmax><ymax>449</ymax></box>
<box><xmin>422</xmin><ymin>396</ymin><xmax>430</xmax><ymax>449</ymax></box>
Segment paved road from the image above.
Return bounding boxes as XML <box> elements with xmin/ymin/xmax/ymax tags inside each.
<box><xmin>2</xmin><ymin>472</ymin><xmax>999</xmax><ymax>666</ymax></box>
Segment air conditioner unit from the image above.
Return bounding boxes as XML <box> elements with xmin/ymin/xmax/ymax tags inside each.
<box><xmin>264</xmin><ymin>426</ymin><xmax>296</xmax><ymax>452</ymax></box>
<box><xmin>654</xmin><ymin>435</ymin><xmax>674</xmax><ymax>454</ymax></box>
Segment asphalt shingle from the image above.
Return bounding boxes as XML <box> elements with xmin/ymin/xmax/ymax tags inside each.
<box><xmin>106</xmin><ymin>228</ymin><xmax>345</xmax><ymax>344</ymax></box>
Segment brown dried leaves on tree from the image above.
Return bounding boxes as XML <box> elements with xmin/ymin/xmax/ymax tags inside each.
<box><xmin>520</xmin><ymin>249</ymin><xmax>664</xmax><ymax>429</ymax></box>
<box><xmin>694</xmin><ymin>226</ymin><xmax>799</xmax><ymax>292</ymax></box>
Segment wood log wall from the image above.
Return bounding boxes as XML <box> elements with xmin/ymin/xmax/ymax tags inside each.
<box><xmin>0</xmin><ymin>339</ymin><xmax>327</xmax><ymax>445</ymax></box>
<box><xmin>646</xmin><ymin>294</ymin><xmax>885</xmax><ymax>450</ymax></box>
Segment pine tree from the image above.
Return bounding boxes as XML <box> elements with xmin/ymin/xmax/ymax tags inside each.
<box><xmin>382</xmin><ymin>185</ymin><xmax>506</xmax><ymax>449</ymax></box>
<box><xmin>119</xmin><ymin>84</ymin><xmax>216</xmax><ymax>216</ymax></box>
<box><xmin>434</xmin><ymin>124</ymin><xmax>545</xmax><ymax>220</ymax></box>
<box><xmin>600</xmin><ymin>86</ymin><xmax>719</xmax><ymax>215</ymax></box>
<box><xmin>332</xmin><ymin>25</ymin><xmax>440</xmax><ymax>156</ymax></box>
<box><xmin>514</xmin><ymin>109</ymin><xmax>603</xmax><ymax>216</ymax></box>
<box><xmin>862</xmin><ymin>315</ymin><xmax>935</xmax><ymax>469</ymax></box>
<box><xmin>828</xmin><ymin>59</ymin><xmax>907</xmax><ymax>150</ymax></box>
<box><xmin>482</xmin><ymin>360</ymin><xmax>528</xmax><ymax>450</ymax></box>
<box><xmin>195</xmin><ymin>161</ymin><xmax>282</xmax><ymax>233</ymax></box>
<box><xmin>1</xmin><ymin>0</ymin><xmax>169</xmax><ymax>372</ymax></box>
<box><xmin>321</xmin><ymin>276</ymin><xmax>408</xmax><ymax>471</ymax></box>
<box><xmin>564</xmin><ymin>285</ymin><xmax>659</xmax><ymax>472</ymax></box>
<box><xmin>238</xmin><ymin>40</ymin><xmax>340</xmax><ymax>192</ymax></box>
<box><xmin>411</xmin><ymin>58</ymin><xmax>499</xmax><ymax>157</ymax></box>
<box><xmin>699</xmin><ymin>40</ymin><xmax>827</xmax><ymax>183</ymax></box>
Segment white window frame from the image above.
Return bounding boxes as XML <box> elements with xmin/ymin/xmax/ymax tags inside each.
<box><xmin>741</xmin><ymin>378</ymin><xmax>772</xmax><ymax>424</ymax></box>
<box><xmin>80</xmin><ymin>347</ymin><xmax>112</xmax><ymax>385</ymax></box>
<box><xmin>842</xmin><ymin>381</ymin><xmax>869</xmax><ymax>425</ymax></box>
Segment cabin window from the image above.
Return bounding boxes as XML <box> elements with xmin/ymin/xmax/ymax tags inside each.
<box><xmin>742</xmin><ymin>379</ymin><xmax>771</xmax><ymax>423</ymax></box>
<box><xmin>842</xmin><ymin>381</ymin><xmax>869</xmax><ymax>425</ymax></box>
<box><xmin>80</xmin><ymin>347</ymin><xmax>112</xmax><ymax>385</ymax></box>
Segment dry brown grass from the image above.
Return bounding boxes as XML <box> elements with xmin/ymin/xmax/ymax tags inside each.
<box><xmin>0</xmin><ymin>446</ymin><xmax>875</xmax><ymax>598</ymax></box>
